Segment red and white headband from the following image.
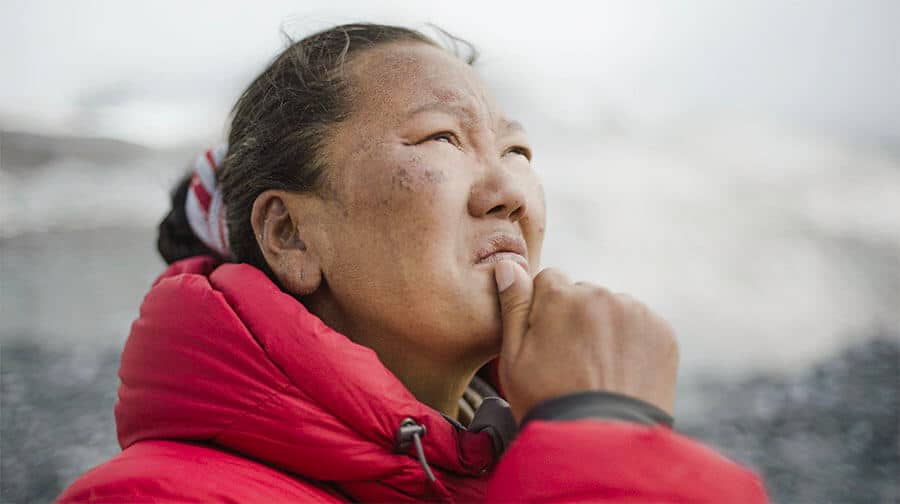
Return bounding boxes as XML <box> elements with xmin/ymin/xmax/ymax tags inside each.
<box><xmin>185</xmin><ymin>144</ymin><xmax>231</xmax><ymax>259</ymax></box>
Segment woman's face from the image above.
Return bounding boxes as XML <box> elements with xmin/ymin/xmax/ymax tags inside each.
<box><xmin>304</xmin><ymin>42</ymin><xmax>545</xmax><ymax>366</ymax></box>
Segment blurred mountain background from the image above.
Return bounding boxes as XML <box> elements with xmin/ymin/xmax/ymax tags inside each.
<box><xmin>2</xmin><ymin>1</ymin><xmax>899</xmax><ymax>502</ymax></box>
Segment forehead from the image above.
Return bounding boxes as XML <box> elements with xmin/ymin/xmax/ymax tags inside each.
<box><xmin>345</xmin><ymin>42</ymin><xmax>499</xmax><ymax>121</ymax></box>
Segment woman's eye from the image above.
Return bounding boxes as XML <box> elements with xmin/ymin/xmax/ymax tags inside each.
<box><xmin>429</xmin><ymin>132</ymin><xmax>458</xmax><ymax>145</ymax></box>
<box><xmin>505</xmin><ymin>146</ymin><xmax>532</xmax><ymax>161</ymax></box>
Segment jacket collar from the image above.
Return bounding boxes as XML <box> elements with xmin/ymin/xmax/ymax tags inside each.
<box><xmin>116</xmin><ymin>257</ymin><xmax>511</xmax><ymax>502</ymax></box>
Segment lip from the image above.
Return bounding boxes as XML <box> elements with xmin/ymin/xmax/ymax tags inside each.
<box><xmin>475</xmin><ymin>233</ymin><xmax>529</xmax><ymax>271</ymax></box>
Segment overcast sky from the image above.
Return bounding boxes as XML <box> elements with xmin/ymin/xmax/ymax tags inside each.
<box><xmin>2</xmin><ymin>0</ymin><xmax>898</xmax><ymax>147</ymax></box>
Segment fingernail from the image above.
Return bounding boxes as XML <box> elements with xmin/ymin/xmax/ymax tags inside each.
<box><xmin>494</xmin><ymin>261</ymin><xmax>515</xmax><ymax>292</ymax></box>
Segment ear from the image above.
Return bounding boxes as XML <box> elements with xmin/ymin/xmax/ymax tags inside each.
<box><xmin>250</xmin><ymin>190</ymin><xmax>323</xmax><ymax>296</ymax></box>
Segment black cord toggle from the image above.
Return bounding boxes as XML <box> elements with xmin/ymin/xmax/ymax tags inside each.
<box><xmin>395</xmin><ymin>417</ymin><xmax>436</xmax><ymax>482</ymax></box>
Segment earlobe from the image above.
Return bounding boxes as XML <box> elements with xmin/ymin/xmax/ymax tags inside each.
<box><xmin>250</xmin><ymin>191</ymin><xmax>323</xmax><ymax>296</ymax></box>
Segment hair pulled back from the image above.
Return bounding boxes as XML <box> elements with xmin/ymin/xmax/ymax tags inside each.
<box><xmin>157</xmin><ymin>23</ymin><xmax>476</xmax><ymax>275</ymax></box>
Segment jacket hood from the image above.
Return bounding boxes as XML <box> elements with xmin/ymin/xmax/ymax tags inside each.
<box><xmin>115</xmin><ymin>256</ymin><xmax>499</xmax><ymax>502</ymax></box>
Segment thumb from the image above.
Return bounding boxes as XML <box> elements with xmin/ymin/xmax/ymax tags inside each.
<box><xmin>494</xmin><ymin>260</ymin><xmax>533</xmax><ymax>358</ymax></box>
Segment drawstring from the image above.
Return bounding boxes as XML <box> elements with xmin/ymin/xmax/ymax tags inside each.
<box><xmin>395</xmin><ymin>418</ymin><xmax>436</xmax><ymax>482</ymax></box>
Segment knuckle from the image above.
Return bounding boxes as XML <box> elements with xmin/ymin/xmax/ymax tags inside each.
<box><xmin>606</xmin><ymin>296</ymin><xmax>627</xmax><ymax>326</ymax></box>
<box><xmin>577</xmin><ymin>285</ymin><xmax>612</xmax><ymax>311</ymax></box>
<box><xmin>588</xmin><ymin>284</ymin><xmax>613</xmax><ymax>300</ymax></box>
<box><xmin>534</xmin><ymin>268</ymin><xmax>568</xmax><ymax>289</ymax></box>
<box><xmin>615</xmin><ymin>292</ymin><xmax>637</xmax><ymax>307</ymax></box>
<box><xmin>533</xmin><ymin>267</ymin><xmax>555</xmax><ymax>284</ymax></box>
<box><xmin>572</xmin><ymin>292</ymin><xmax>614</xmax><ymax>326</ymax></box>
<box><xmin>535</xmin><ymin>273</ymin><xmax>568</xmax><ymax>301</ymax></box>
<box><xmin>614</xmin><ymin>292</ymin><xmax>643</xmax><ymax>311</ymax></box>
<box><xmin>613</xmin><ymin>292</ymin><xmax>653</xmax><ymax>324</ymax></box>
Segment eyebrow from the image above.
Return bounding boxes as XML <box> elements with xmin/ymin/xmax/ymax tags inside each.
<box><xmin>406</xmin><ymin>101</ymin><xmax>526</xmax><ymax>134</ymax></box>
<box><xmin>503</xmin><ymin>118</ymin><xmax>526</xmax><ymax>134</ymax></box>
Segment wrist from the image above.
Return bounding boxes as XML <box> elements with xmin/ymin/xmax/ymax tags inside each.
<box><xmin>520</xmin><ymin>390</ymin><xmax>674</xmax><ymax>428</ymax></box>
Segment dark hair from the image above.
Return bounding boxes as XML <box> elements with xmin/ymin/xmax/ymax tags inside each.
<box><xmin>157</xmin><ymin>171</ymin><xmax>216</xmax><ymax>264</ymax></box>
<box><xmin>157</xmin><ymin>23</ymin><xmax>477</xmax><ymax>277</ymax></box>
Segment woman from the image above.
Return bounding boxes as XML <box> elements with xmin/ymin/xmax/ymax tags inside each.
<box><xmin>58</xmin><ymin>23</ymin><xmax>767</xmax><ymax>502</ymax></box>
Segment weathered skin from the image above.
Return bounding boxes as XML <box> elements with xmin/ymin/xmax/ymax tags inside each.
<box><xmin>251</xmin><ymin>42</ymin><xmax>678</xmax><ymax>423</ymax></box>
<box><xmin>252</xmin><ymin>42</ymin><xmax>544</xmax><ymax>417</ymax></box>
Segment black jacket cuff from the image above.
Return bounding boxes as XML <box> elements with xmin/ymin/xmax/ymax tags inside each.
<box><xmin>521</xmin><ymin>391</ymin><xmax>674</xmax><ymax>427</ymax></box>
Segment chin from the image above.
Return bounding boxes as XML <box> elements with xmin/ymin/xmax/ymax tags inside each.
<box><xmin>434</xmin><ymin>276</ymin><xmax>503</xmax><ymax>359</ymax></box>
<box><xmin>460</xmin><ymin>307</ymin><xmax>503</xmax><ymax>360</ymax></box>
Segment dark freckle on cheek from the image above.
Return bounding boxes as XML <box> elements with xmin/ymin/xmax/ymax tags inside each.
<box><xmin>423</xmin><ymin>168</ymin><xmax>446</xmax><ymax>185</ymax></box>
<box><xmin>335</xmin><ymin>199</ymin><xmax>351</xmax><ymax>218</ymax></box>
<box><xmin>393</xmin><ymin>167</ymin><xmax>414</xmax><ymax>191</ymax></box>
<box><xmin>387</xmin><ymin>157</ymin><xmax>446</xmax><ymax>202</ymax></box>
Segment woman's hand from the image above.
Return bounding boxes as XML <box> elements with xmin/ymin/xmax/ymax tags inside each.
<box><xmin>494</xmin><ymin>261</ymin><xmax>679</xmax><ymax>424</ymax></box>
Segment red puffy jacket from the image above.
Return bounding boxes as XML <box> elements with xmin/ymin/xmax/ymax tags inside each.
<box><xmin>58</xmin><ymin>257</ymin><xmax>768</xmax><ymax>503</ymax></box>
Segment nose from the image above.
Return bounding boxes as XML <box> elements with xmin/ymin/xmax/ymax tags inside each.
<box><xmin>468</xmin><ymin>161</ymin><xmax>528</xmax><ymax>222</ymax></box>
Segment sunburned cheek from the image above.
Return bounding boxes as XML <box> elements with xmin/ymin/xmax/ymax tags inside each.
<box><xmin>369</xmin><ymin>160</ymin><xmax>453</xmax><ymax>266</ymax></box>
<box><xmin>376</xmin><ymin>156</ymin><xmax>448</xmax><ymax>208</ymax></box>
